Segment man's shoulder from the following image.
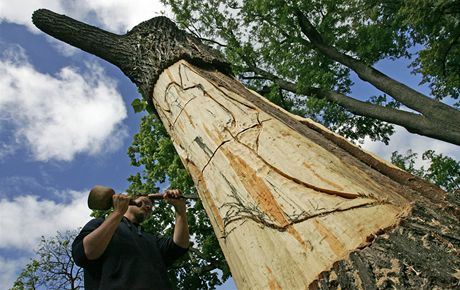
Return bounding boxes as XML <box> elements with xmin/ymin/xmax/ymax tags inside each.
<box><xmin>141</xmin><ymin>231</ymin><xmax>168</xmax><ymax>244</ymax></box>
<box><xmin>81</xmin><ymin>217</ymin><xmax>105</xmax><ymax>230</ymax></box>
<box><xmin>89</xmin><ymin>216</ymin><xmax>106</xmax><ymax>224</ymax></box>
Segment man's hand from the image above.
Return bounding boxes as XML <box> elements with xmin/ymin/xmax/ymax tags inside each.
<box><xmin>164</xmin><ymin>189</ymin><xmax>189</xmax><ymax>248</ymax></box>
<box><xmin>83</xmin><ymin>194</ymin><xmax>130</xmax><ymax>260</ymax></box>
<box><xmin>163</xmin><ymin>189</ymin><xmax>186</xmax><ymax>214</ymax></box>
<box><xmin>112</xmin><ymin>194</ymin><xmax>131</xmax><ymax>216</ymax></box>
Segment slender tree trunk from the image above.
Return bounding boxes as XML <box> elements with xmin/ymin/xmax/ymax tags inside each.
<box><xmin>32</xmin><ymin>9</ymin><xmax>460</xmax><ymax>289</ymax></box>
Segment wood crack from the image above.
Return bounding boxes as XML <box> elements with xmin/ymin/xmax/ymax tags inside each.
<box><xmin>200</xmin><ymin>139</ymin><xmax>232</xmax><ymax>173</ymax></box>
<box><xmin>172</xmin><ymin>95</ymin><xmax>198</xmax><ymax>127</ymax></box>
<box><xmin>226</xmin><ymin>126</ymin><xmax>361</xmax><ymax>200</ymax></box>
<box><xmin>221</xmin><ymin>199</ymin><xmax>387</xmax><ymax>237</ymax></box>
<box><xmin>199</xmin><ymin>116</ymin><xmax>268</xmax><ymax>174</ymax></box>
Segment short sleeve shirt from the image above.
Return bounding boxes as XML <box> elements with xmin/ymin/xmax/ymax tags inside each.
<box><xmin>72</xmin><ymin>217</ymin><xmax>188</xmax><ymax>290</ymax></box>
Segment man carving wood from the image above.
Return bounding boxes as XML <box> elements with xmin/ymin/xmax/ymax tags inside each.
<box><xmin>72</xmin><ymin>189</ymin><xmax>189</xmax><ymax>290</ymax></box>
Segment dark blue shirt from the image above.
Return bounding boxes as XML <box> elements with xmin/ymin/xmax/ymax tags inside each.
<box><xmin>72</xmin><ymin>217</ymin><xmax>188</xmax><ymax>290</ymax></box>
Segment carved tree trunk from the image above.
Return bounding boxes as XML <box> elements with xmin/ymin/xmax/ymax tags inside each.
<box><xmin>33</xmin><ymin>9</ymin><xmax>460</xmax><ymax>289</ymax></box>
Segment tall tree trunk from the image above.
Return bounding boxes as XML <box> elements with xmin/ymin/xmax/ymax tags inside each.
<box><xmin>33</xmin><ymin>9</ymin><xmax>460</xmax><ymax>289</ymax></box>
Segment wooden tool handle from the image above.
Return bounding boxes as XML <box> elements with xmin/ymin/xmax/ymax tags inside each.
<box><xmin>147</xmin><ymin>193</ymin><xmax>187</xmax><ymax>200</ymax></box>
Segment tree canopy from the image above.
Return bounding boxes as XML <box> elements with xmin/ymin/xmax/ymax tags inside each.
<box><xmin>161</xmin><ymin>0</ymin><xmax>460</xmax><ymax>145</ymax></box>
<box><xmin>391</xmin><ymin>149</ymin><xmax>460</xmax><ymax>193</ymax></box>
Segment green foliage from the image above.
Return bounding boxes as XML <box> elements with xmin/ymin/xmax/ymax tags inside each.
<box><xmin>164</xmin><ymin>0</ymin><xmax>396</xmax><ymax>143</ymax></box>
<box><xmin>11</xmin><ymin>230</ymin><xmax>83</xmax><ymax>290</ymax></box>
<box><xmin>348</xmin><ymin>0</ymin><xmax>460</xmax><ymax>102</ymax></box>
<box><xmin>398</xmin><ymin>0</ymin><xmax>460</xmax><ymax>102</ymax></box>
<box><xmin>303</xmin><ymin>94</ymin><xmax>398</xmax><ymax>144</ymax></box>
<box><xmin>391</xmin><ymin>149</ymin><xmax>460</xmax><ymax>192</ymax></box>
<box><xmin>131</xmin><ymin>98</ymin><xmax>147</xmax><ymax>113</ymax></box>
<box><xmin>127</xmin><ymin>113</ymin><xmax>230</xmax><ymax>289</ymax></box>
<box><xmin>10</xmin><ymin>261</ymin><xmax>40</xmax><ymax>290</ymax></box>
<box><xmin>163</xmin><ymin>0</ymin><xmax>460</xmax><ymax>143</ymax></box>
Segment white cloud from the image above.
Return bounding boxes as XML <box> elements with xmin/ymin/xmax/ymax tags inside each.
<box><xmin>0</xmin><ymin>256</ymin><xmax>30</xmax><ymax>289</ymax></box>
<box><xmin>362</xmin><ymin>125</ymin><xmax>460</xmax><ymax>168</ymax></box>
<box><xmin>0</xmin><ymin>0</ymin><xmax>169</xmax><ymax>34</ymax></box>
<box><xmin>0</xmin><ymin>0</ymin><xmax>64</xmax><ymax>31</ymax></box>
<box><xmin>0</xmin><ymin>190</ymin><xmax>92</xmax><ymax>250</ymax></box>
<box><xmin>0</xmin><ymin>189</ymin><xmax>92</xmax><ymax>288</ymax></box>
<box><xmin>0</xmin><ymin>0</ymin><xmax>170</xmax><ymax>57</ymax></box>
<box><xmin>0</xmin><ymin>45</ymin><xmax>128</xmax><ymax>161</ymax></box>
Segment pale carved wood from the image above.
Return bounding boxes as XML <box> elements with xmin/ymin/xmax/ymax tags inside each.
<box><xmin>153</xmin><ymin>60</ymin><xmax>411</xmax><ymax>289</ymax></box>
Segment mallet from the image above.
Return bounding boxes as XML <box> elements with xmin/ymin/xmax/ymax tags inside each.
<box><xmin>88</xmin><ymin>185</ymin><xmax>197</xmax><ymax>210</ymax></box>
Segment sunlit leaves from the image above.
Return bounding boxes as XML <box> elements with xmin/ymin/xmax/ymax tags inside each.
<box><xmin>364</xmin><ymin>0</ymin><xmax>460</xmax><ymax>100</ymax></box>
<box><xmin>131</xmin><ymin>98</ymin><xmax>147</xmax><ymax>113</ymax></box>
<box><xmin>164</xmin><ymin>0</ymin><xmax>460</xmax><ymax>143</ymax></box>
<box><xmin>163</xmin><ymin>0</ymin><xmax>399</xmax><ymax>144</ymax></box>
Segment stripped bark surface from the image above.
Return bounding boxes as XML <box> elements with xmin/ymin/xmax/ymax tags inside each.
<box><xmin>153</xmin><ymin>60</ymin><xmax>459</xmax><ymax>289</ymax></box>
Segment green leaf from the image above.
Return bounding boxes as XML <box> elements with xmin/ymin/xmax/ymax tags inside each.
<box><xmin>131</xmin><ymin>98</ymin><xmax>147</xmax><ymax>113</ymax></box>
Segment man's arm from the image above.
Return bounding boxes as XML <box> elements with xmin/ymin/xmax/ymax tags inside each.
<box><xmin>173</xmin><ymin>205</ymin><xmax>190</xmax><ymax>248</ymax></box>
<box><xmin>164</xmin><ymin>189</ymin><xmax>190</xmax><ymax>248</ymax></box>
<box><xmin>82</xmin><ymin>194</ymin><xmax>130</xmax><ymax>260</ymax></box>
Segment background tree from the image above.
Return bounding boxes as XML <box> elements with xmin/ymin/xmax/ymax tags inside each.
<box><xmin>10</xmin><ymin>230</ymin><xmax>83</xmax><ymax>290</ymax></box>
<box><xmin>391</xmin><ymin>149</ymin><xmax>460</xmax><ymax>193</ymax></box>
<box><xmin>162</xmin><ymin>0</ymin><xmax>460</xmax><ymax>145</ymax></box>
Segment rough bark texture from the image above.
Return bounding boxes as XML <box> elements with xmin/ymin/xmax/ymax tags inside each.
<box><xmin>32</xmin><ymin>9</ymin><xmax>231</xmax><ymax>103</ymax></box>
<box><xmin>311</xmin><ymin>198</ymin><xmax>460</xmax><ymax>290</ymax></box>
<box><xmin>32</xmin><ymin>9</ymin><xmax>460</xmax><ymax>289</ymax></box>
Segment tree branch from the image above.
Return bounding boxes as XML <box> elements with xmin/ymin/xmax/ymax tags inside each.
<box><xmin>32</xmin><ymin>9</ymin><xmax>231</xmax><ymax>100</ymax></box>
<box><xmin>247</xmin><ymin>66</ymin><xmax>460</xmax><ymax>142</ymax></box>
<box><xmin>293</xmin><ymin>8</ymin><xmax>460</xmax><ymax>125</ymax></box>
<box><xmin>240</xmin><ymin>75</ymin><xmax>269</xmax><ymax>80</ymax></box>
<box><xmin>198</xmin><ymin>37</ymin><xmax>227</xmax><ymax>47</ymax></box>
<box><xmin>440</xmin><ymin>26</ymin><xmax>460</xmax><ymax>77</ymax></box>
<box><xmin>32</xmin><ymin>9</ymin><xmax>125</xmax><ymax>67</ymax></box>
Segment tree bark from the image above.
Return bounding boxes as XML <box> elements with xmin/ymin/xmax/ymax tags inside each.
<box><xmin>32</xmin><ymin>9</ymin><xmax>231</xmax><ymax>105</ymax></box>
<box><xmin>32</xmin><ymin>9</ymin><xmax>460</xmax><ymax>289</ymax></box>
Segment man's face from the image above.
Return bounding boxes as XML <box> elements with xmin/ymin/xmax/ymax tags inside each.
<box><xmin>129</xmin><ymin>196</ymin><xmax>153</xmax><ymax>223</ymax></box>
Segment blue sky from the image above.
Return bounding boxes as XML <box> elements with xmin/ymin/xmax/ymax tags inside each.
<box><xmin>0</xmin><ymin>1</ymin><xmax>458</xmax><ymax>289</ymax></box>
